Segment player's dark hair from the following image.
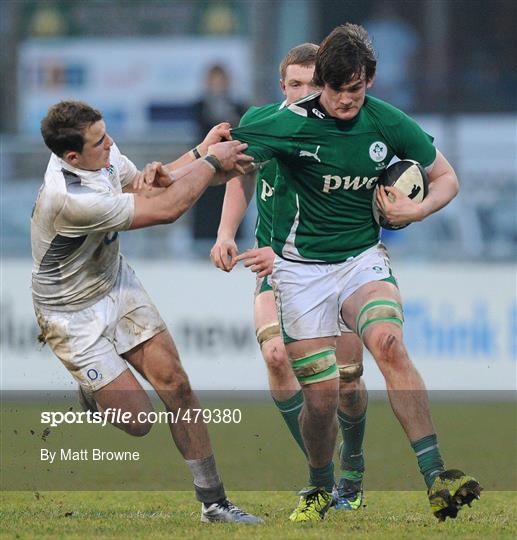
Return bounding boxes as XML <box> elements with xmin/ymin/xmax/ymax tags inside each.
<box><xmin>41</xmin><ymin>101</ymin><xmax>103</xmax><ymax>157</ymax></box>
<box><xmin>313</xmin><ymin>23</ymin><xmax>376</xmax><ymax>90</ymax></box>
<box><xmin>279</xmin><ymin>43</ymin><xmax>319</xmax><ymax>80</ymax></box>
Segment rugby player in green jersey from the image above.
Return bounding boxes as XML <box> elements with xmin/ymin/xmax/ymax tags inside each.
<box><xmin>211</xmin><ymin>44</ymin><xmax>368</xmax><ymax>514</ymax></box>
<box><xmin>231</xmin><ymin>24</ymin><xmax>481</xmax><ymax>522</ymax></box>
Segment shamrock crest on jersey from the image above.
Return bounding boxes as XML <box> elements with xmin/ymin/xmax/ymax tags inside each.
<box><xmin>369</xmin><ymin>141</ymin><xmax>387</xmax><ymax>162</ymax></box>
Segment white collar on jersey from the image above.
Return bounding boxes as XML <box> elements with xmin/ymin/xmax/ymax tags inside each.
<box><xmin>287</xmin><ymin>91</ymin><xmax>322</xmax><ymax>117</ymax></box>
<box><xmin>52</xmin><ymin>150</ymin><xmax>111</xmax><ymax>182</ymax></box>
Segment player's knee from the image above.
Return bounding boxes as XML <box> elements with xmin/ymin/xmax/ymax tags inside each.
<box><xmin>306</xmin><ymin>397</ymin><xmax>338</xmax><ymax>422</ymax></box>
<box><xmin>339</xmin><ymin>376</ymin><xmax>362</xmax><ymax>394</ymax></box>
<box><xmin>155</xmin><ymin>369</ymin><xmax>192</xmax><ymax>398</ymax></box>
<box><xmin>356</xmin><ymin>299</ymin><xmax>403</xmax><ymax>343</ymax></box>
<box><xmin>371</xmin><ymin>330</ymin><xmax>406</xmax><ymax>368</ymax></box>
<box><xmin>263</xmin><ymin>346</ymin><xmax>290</xmax><ymax>377</ymax></box>
<box><xmin>121</xmin><ymin>402</ymin><xmax>155</xmax><ymax>437</ymax></box>
<box><xmin>169</xmin><ymin>374</ymin><xmax>192</xmax><ymax>399</ymax></box>
<box><xmin>126</xmin><ymin>419</ymin><xmax>153</xmax><ymax>437</ymax></box>
<box><xmin>337</xmin><ymin>362</ymin><xmax>363</xmax><ymax>399</ymax></box>
<box><xmin>304</xmin><ymin>387</ymin><xmax>339</xmax><ymax>420</ymax></box>
<box><xmin>339</xmin><ymin>384</ymin><xmax>362</xmax><ymax>409</ymax></box>
<box><xmin>338</xmin><ymin>362</ymin><xmax>363</xmax><ymax>384</ymax></box>
<box><xmin>256</xmin><ymin>323</ymin><xmax>280</xmax><ymax>348</ymax></box>
<box><xmin>291</xmin><ymin>346</ymin><xmax>338</xmax><ymax>387</ymax></box>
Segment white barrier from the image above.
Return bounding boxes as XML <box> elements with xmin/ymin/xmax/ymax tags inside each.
<box><xmin>18</xmin><ymin>38</ymin><xmax>251</xmax><ymax>135</ymax></box>
<box><xmin>1</xmin><ymin>259</ymin><xmax>515</xmax><ymax>390</ymax></box>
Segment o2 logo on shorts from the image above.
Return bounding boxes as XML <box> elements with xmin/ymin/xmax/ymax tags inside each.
<box><xmin>104</xmin><ymin>232</ymin><xmax>118</xmax><ymax>245</ymax></box>
<box><xmin>87</xmin><ymin>368</ymin><xmax>102</xmax><ymax>381</ymax></box>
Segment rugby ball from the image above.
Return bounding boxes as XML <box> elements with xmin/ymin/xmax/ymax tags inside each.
<box><xmin>372</xmin><ymin>159</ymin><xmax>429</xmax><ymax>230</ymax></box>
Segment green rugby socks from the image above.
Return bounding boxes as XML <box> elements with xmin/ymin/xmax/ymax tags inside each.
<box><xmin>309</xmin><ymin>461</ymin><xmax>335</xmax><ymax>493</ymax></box>
<box><xmin>337</xmin><ymin>408</ymin><xmax>366</xmax><ymax>479</ymax></box>
<box><xmin>273</xmin><ymin>390</ymin><xmax>307</xmax><ymax>456</ymax></box>
<box><xmin>411</xmin><ymin>433</ymin><xmax>445</xmax><ymax>488</ymax></box>
<box><xmin>274</xmin><ymin>392</ymin><xmax>335</xmax><ymax>492</ymax></box>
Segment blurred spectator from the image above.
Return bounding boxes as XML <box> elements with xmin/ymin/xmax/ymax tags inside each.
<box><xmin>194</xmin><ymin>64</ymin><xmax>246</xmax><ymax>138</ymax></box>
<box><xmin>192</xmin><ymin>64</ymin><xmax>247</xmax><ymax>243</ymax></box>
<box><xmin>364</xmin><ymin>5</ymin><xmax>420</xmax><ymax>110</ymax></box>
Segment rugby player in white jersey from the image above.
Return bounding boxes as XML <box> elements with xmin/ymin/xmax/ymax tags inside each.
<box><xmin>211</xmin><ymin>44</ymin><xmax>368</xmax><ymax>512</ymax></box>
<box><xmin>32</xmin><ymin>101</ymin><xmax>262</xmax><ymax>524</ymax></box>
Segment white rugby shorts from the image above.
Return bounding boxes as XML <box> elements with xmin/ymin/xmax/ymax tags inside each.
<box><xmin>34</xmin><ymin>258</ymin><xmax>166</xmax><ymax>392</ymax></box>
<box><xmin>271</xmin><ymin>243</ymin><xmax>394</xmax><ymax>342</ymax></box>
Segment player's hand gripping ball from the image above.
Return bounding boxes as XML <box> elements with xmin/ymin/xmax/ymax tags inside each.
<box><xmin>372</xmin><ymin>159</ymin><xmax>429</xmax><ymax>230</ymax></box>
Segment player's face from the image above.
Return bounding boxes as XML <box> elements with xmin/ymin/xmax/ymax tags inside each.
<box><xmin>320</xmin><ymin>76</ymin><xmax>373</xmax><ymax>121</ymax></box>
<box><xmin>68</xmin><ymin>120</ymin><xmax>113</xmax><ymax>171</ymax></box>
<box><xmin>280</xmin><ymin>64</ymin><xmax>319</xmax><ymax>104</ymax></box>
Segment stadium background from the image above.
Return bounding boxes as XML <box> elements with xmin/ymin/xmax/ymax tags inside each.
<box><xmin>1</xmin><ymin>0</ymin><xmax>516</xmax><ymax>517</ymax></box>
<box><xmin>1</xmin><ymin>0</ymin><xmax>515</xmax><ymax>391</ymax></box>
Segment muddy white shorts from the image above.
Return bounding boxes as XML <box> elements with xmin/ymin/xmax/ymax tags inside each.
<box><xmin>271</xmin><ymin>243</ymin><xmax>396</xmax><ymax>343</ymax></box>
<box><xmin>34</xmin><ymin>258</ymin><xmax>166</xmax><ymax>392</ymax></box>
<box><xmin>255</xmin><ymin>273</ymin><xmax>354</xmax><ymax>334</ymax></box>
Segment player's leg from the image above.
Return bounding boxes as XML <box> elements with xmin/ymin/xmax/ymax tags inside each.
<box><xmin>255</xmin><ymin>285</ymin><xmax>300</xmax><ymax>400</ymax></box>
<box><xmin>124</xmin><ymin>330</ymin><xmax>261</xmax><ymax>523</ymax></box>
<box><xmin>254</xmin><ymin>281</ymin><xmax>306</xmax><ymax>455</ymax></box>
<box><xmin>285</xmin><ymin>337</ymin><xmax>338</xmax><ymax>521</ymax></box>
<box><xmin>285</xmin><ymin>338</ymin><xmax>339</xmax><ymax>470</ymax></box>
<box><xmin>124</xmin><ymin>330</ymin><xmax>214</xmax><ymax>459</ymax></box>
<box><xmin>342</xmin><ymin>280</ymin><xmax>436</xmax><ymax>440</ymax></box>
<box><xmin>111</xmin><ymin>261</ymin><xmax>261</xmax><ymax>524</ymax></box>
<box><xmin>110</xmin><ymin>260</ymin><xmax>214</xmax><ymax>458</ymax></box>
<box><xmin>334</xmin><ymin>331</ymin><xmax>367</xmax><ymax>510</ymax></box>
<box><xmin>271</xmin><ymin>256</ymin><xmax>340</xmax><ymax>522</ymax></box>
<box><xmin>341</xmin><ymin>279</ymin><xmax>481</xmax><ymax>519</ymax></box>
<box><xmin>336</xmin><ymin>332</ymin><xmax>366</xmax><ymax>417</ymax></box>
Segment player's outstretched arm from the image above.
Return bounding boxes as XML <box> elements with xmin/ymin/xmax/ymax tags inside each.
<box><xmin>210</xmin><ymin>173</ymin><xmax>256</xmax><ymax>272</ymax></box>
<box><xmin>165</xmin><ymin>122</ymin><xmax>232</xmax><ymax>171</ymax></box>
<box><xmin>376</xmin><ymin>150</ymin><xmax>459</xmax><ymax>226</ymax></box>
<box><xmin>129</xmin><ymin>141</ymin><xmax>252</xmax><ymax>230</ymax></box>
<box><xmin>128</xmin><ymin>123</ymin><xmax>233</xmax><ymax>193</ymax></box>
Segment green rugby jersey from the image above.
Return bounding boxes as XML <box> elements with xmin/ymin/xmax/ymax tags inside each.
<box><xmin>238</xmin><ymin>102</ymin><xmax>285</xmax><ymax>248</ymax></box>
<box><xmin>232</xmin><ymin>93</ymin><xmax>436</xmax><ymax>263</ymax></box>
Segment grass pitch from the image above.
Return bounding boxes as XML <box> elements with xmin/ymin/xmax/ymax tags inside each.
<box><xmin>1</xmin><ymin>490</ymin><xmax>515</xmax><ymax>539</ymax></box>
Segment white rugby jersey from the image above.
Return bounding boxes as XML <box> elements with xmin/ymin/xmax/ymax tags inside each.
<box><xmin>31</xmin><ymin>143</ymin><xmax>137</xmax><ymax>311</ymax></box>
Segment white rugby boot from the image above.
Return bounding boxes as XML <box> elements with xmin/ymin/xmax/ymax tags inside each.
<box><xmin>201</xmin><ymin>498</ymin><xmax>263</xmax><ymax>524</ymax></box>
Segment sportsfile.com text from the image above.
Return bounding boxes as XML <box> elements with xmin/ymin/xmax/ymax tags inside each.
<box><xmin>41</xmin><ymin>408</ymin><xmax>242</xmax><ymax>428</ymax></box>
